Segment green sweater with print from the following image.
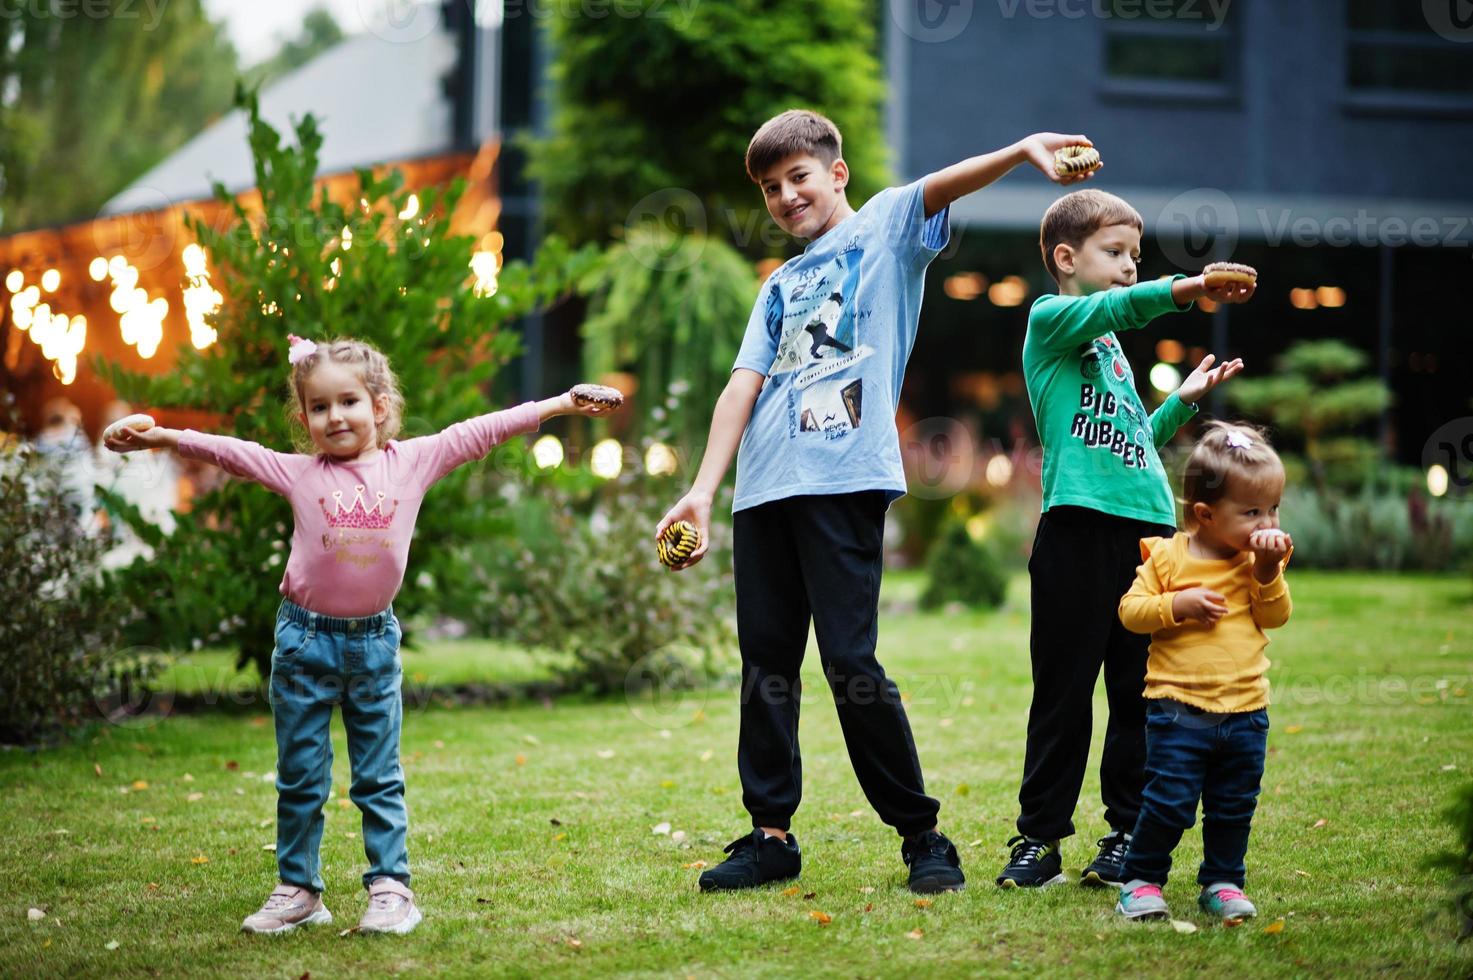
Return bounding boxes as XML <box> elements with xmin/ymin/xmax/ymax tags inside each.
<box><xmin>1023</xmin><ymin>276</ymin><xmax>1198</xmax><ymax>527</ymax></box>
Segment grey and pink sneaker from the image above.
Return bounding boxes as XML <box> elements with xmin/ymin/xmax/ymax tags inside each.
<box><xmin>358</xmin><ymin>877</ymin><xmax>422</xmax><ymax>934</ymax></box>
<box><xmin>1199</xmin><ymin>882</ymin><xmax>1257</xmax><ymax>921</ymax></box>
<box><xmin>240</xmin><ymin>884</ymin><xmax>333</xmax><ymax>934</ymax></box>
<box><xmin>1115</xmin><ymin>879</ymin><xmax>1170</xmax><ymax>920</ymax></box>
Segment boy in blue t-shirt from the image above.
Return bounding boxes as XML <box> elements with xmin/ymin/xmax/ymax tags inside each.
<box><xmin>657</xmin><ymin>108</ymin><xmax>1097</xmax><ymax>894</ymax></box>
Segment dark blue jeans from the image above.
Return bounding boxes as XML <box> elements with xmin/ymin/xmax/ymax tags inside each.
<box><xmin>1120</xmin><ymin>699</ymin><xmax>1268</xmax><ymax>888</ymax></box>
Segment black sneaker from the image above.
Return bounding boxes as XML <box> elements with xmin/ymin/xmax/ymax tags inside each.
<box><xmin>995</xmin><ymin>835</ymin><xmax>1065</xmax><ymax>888</ymax></box>
<box><xmin>1080</xmin><ymin>830</ymin><xmax>1131</xmax><ymax>888</ymax></box>
<box><xmin>902</xmin><ymin>830</ymin><xmax>966</xmax><ymax>894</ymax></box>
<box><xmin>698</xmin><ymin>830</ymin><xmax>801</xmax><ymax>892</ymax></box>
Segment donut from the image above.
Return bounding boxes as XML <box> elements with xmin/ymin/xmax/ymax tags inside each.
<box><xmin>1054</xmin><ymin>145</ymin><xmax>1101</xmax><ymax>177</ymax></box>
<box><xmin>570</xmin><ymin>383</ymin><xmax>625</xmax><ymax>409</ymax></box>
<box><xmin>102</xmin><ymin>413</ymin><xmax>156</xmax><ymax>443</ymax></box>
<box><xmin>656</xmin><ymin>520</ymin><xmax>701</xmax><ymax>568</ymax></box>
<box><xmin>1202</xmin><ymin>262</ymin><xmax>1258</xmax><ymax>287</ymax></box>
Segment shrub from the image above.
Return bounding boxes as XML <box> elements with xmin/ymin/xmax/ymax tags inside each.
<box><xmin>0</xmin><ymin>403</ymin><xmax>134</xmax><ymax>744</ymax></box>
<box><xmin>476</xmin><ymin>459</ymin><xmax>737</xmax><ymax>694</ymax></box>
<box><xmin>1280</xmin><ymin>485</ymin><xmax>1473</xmax><ymax>571</ymax></box>
<box><xmin>920</xmin><ymin>520</ymin><xmax>1008</xmax><ymax>611</ymax></box>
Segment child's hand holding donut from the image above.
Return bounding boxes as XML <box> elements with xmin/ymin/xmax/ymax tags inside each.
<box><xmin>1249</xmin><ymin>528</ymin><xmax>1292</xmax><ymax>582</ymax></box>
<box><xmin>1200</xmin><ymin>261</ymin><xmax>1257</xmax><ymax>304</ymax></box>
<box><xmin>567</xmin><ymin>383</ymin><xmax>625</xmax><ymax>417</ymax></box>
<box><xmin>102</xmin><ymin>414</ymin><xmax>178</xmax><ymax>453</ymax></box>
<box><xmin>1172</xmin><ymin>587</ymin><xmax>1228</xmax><ymax>626</ymax></box>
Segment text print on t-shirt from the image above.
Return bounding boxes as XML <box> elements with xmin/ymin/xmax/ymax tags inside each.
<box><xmin>1070</xmin><ymin>337</ymin><xmax>1151</xmax><ymax>470</ymax></box>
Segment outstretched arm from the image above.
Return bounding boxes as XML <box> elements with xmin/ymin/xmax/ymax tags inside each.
<box><xmin>654</xmin><ymin>369</ymin><xmax>765</xmax><ymax>571</ymax></box>
<box><xmin>923</xmin><ymin>133</ymin><xmax>1097</xmax><ymax>217</ymax></box>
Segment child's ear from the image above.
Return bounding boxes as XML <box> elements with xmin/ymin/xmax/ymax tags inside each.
<box><xmin>1054</xmin><ymin>243</ymin><xmax>1076</xmax><ymax>276</ymax></box>
<box><xmin>830</xmin><ymin>157</ymin><xmax>849</xmax><ymax>191</ymax></box>
<box><xmin>1192</xmin><ymin>501</ymin><xmax>1214</xmax><ymax>526</ymax></box>
<box><xmin>374</xmin><ymin>394</ymin><xmax>389</xmax><ymax>425</ymax></box>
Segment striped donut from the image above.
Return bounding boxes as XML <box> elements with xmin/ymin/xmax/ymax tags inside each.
<box><xmin>657</xmin><ymin>520</ymin><xmax>701</xmax><ymax>567</ymax></box>
<box><xmin>1054</xmin><ymin>145</ymin><xmax>1102</xmax><ymax>177</ymax></box>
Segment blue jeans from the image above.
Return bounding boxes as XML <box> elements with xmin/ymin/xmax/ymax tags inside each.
<box><xmin>269</xmin><ymin>599</ymin><xmax>409</xmax><ymax>892</ymax></box>
<box><xmin>1120</xmin><ymin>698</ymin><xmax>1267</xmax><ymax>888</ymax></box>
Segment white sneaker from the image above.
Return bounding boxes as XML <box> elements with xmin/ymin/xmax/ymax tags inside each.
<box><xmin>358</xmin><ymin>877</ymin><xmax>422</xmax><ymax>934</ymax></box>
<box><xmin>241</xmin><ymin>884</ymin><xmax>332</xmax><ymax>934</ymax></box>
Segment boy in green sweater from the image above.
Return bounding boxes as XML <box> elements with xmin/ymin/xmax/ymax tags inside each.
<box><xmin>997</xmin><ymin>188</ymin><xmax>1255</xmax><ymax>888</ymax></box>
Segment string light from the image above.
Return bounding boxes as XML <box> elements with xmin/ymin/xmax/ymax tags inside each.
<box><xmin>644</xmin><ymin>442</ymin><xmax>678</xmax><ymax>477</ymax></box>
<box><xmin>182</xmin><ymin>243</ymin><xmax>222</xmax><ymax>349</ymax></box>
<box><xmin>590</xmin><ymin>439</ymin><xmax>623</xmax><ymax>479</ymax></box>
<box><xmin>397</xmin><ymin>194</ymin><xmax>420</xmax><ymax>220</ymax></box>
<box><xmin>532</xmin><ymin>435</ymin><xmax>564</xmax><ymax>470</ymax></box>
<box><xmin>102</xmin><ymin>256</ymin><xmax>166</xmax><ymax>358</ymax></box>
<box><xmin>6</xmin><ymin>271</ymin><xmax>85</xmax><ymax>383</ymax></box>
<box><xmin>470</xmin><ymin>250</ymin><xmax>499</xmax><ymax>298</ymax></box>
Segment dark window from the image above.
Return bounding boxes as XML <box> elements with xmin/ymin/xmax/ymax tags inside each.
<box><xmin>1345</xmin><ymin>0</ymin><xmax>1473</xmax><ymax>94</ymax></box>
<box><xmin>1102</xmin><ymin>0</ymin><xmax>1237</xmax><ymax>89</ymax></box>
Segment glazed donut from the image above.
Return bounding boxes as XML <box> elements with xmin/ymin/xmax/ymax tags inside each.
<box><xmin>102</xmin><ymin>413</ymin><xmax>156</xmax><ymax>443</ymax></box>
<box><xmin>570</xmin><ymin>383</ymin><xmax>625</xmax><ymax>409</ymax></box>
<box><xmin>1202</xmin><ymin>261</ymin><xmax>1258</xmax><ymax>287</ymax></box>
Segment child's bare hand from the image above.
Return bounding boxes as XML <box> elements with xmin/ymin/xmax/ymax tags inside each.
<box><xmin>654</xmin><ymin>491</ymin><xmax>711</xmax><ymax>571</ymax></box>
<box><xmin>566</xmin><ymin>384</ymin><xmax>624</xmax><ymax>417</ymax></box>
<box><xmin>1021</xmin><ymin>132</ymin><xmax>1097</xmax><ymax>185</ymax></box>
<box><xmin>1203</xmin><ymin>277</ymin><xmax>1256</xmax><ymax>305</ymax></box>
<box><xmin>1176</xmin><ymin>353</ymin><xmax>1244</xmax><ymax>404</ymax></box>
<box><xmin>1250</xmin><ymin>528</ymin><xmax>1291</xmax><ymax>580</ymax></box>
<box><xmin>104</xmin><ymin>426</ymin><xmax>172</xmax><ymax>453</ymax></box>
<box><xmin>1173</xmin><ymin>587</ymin><xmax>1228</xmax><ymax>626</ymax></box>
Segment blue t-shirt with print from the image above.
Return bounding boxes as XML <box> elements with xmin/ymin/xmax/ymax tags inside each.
<box><xmin>730</xmin><ymin>178</ymin><xmax>950</xmax><ymax>513</ymax></box>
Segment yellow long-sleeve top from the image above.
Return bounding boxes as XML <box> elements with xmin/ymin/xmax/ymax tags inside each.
<box><xmin>1118</xmin><ymin>533</ymin><xmax>1292</xmax><ymax>713</ymax></box>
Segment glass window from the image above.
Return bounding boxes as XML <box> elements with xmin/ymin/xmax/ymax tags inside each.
<box><xmin>1105</xmin><ymin>34</ymin><xmax>1229</xmax><ymax>83</ymax></box>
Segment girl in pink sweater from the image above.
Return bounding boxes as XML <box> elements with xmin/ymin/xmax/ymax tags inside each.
<box><xmin>106</xmin><ymin>335</ymin><xmax>618</xmax><ymax>935</ymax></box>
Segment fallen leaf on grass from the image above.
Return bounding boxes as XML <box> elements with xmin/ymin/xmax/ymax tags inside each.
<box><xmin>808</xmin><ymin>911</ymin><xmax>832</xmax><ymax>925</ymax></box>
<box><xmin>190</xmin><ymin>856</ymin><xmax>209</xmax><ymax>865</ymax></box>
<box><xmin>181</xmin><ymin>773</ymin><xmax>194</xmax><ymax>783</ymax></box>
<box><xmin>1310</xmin><ymin>819</ymin><xmax>1327</xmax><ymax>830</ymax></box>
<box><xmin>660</xmin><ymin>779</ymin><xmax>676</xmax><ymax>789</ymax></box>
<box><xmin>782</xmin><ymin>886</ymin><xmax>801</xmax><ymax>897</ymax></box>
<box><xmin>433</xmin><ymin>740</ymin><xmax>445</xmax><ymax>749</ymax></box>
<box><xmin>652</xmin><ymin>822</ymin><xmax>671</xmax><ymax>836</ymax></box>
<box><xmin>140</xmin><ymin>817</ymin><xmax>155</xmax><ymax>824</ymax></box>
<box><xmin>345</xmin><ymin>832</ymin><xmax>357</xmax><ymax>840</ymax></box>
<box><xmin>939</xmin><ymin>718</ymin><xmax>953</xmax><ymax>728</ymax></box>
<box><xmin>515</xmin><ymin>754</ymin><xmax>527</xmax><ymax>767</ymax></box>
<box><xmin>914</xmin><ymin>899</ymin><xmax>932</xmax><ymax>909</ymax></box>
<box><xmin>954</xmin><ymin>784</ymin><xmax>970</xmax><ymax>796</ymax></box>
<box><xmin>186</xmin><ymin>793</ymin><xmax>203</xmax><ymax>803</ymax></box>
<box><xmin>27</xmin><ymin>908</ymin><xmax>45</xmax><ymax>921</ymax></box>
<box><xmin>683</xmin><ymin>861</ymin><xmax>707</xmax><ymax>870</ymax></box>
<box><xmin>671</xmin><ymin>831</ymin><xmax>687</xmax><ymax>844</ymax></box>
<box><xmin>1170</xmin><ymin>919</ymin><xmax>1197</xmax><ymax>934</ymax></box>
<box><xmin>906</xmin><ymin>928</ymin><xmax>924</xmax><ymax>940</ymax></box>
<box><xmin>552</xmin><ymin>833</ymin><xmax>567</xmax><ymax>842</ymax></box>
<box><xmin>1262</xmin><ymin>918</ymin><xmax>1285</xmax><ymax>934</ymax></box>
<box><xmin>863</xmin><ymin>903</ymin><xmax>873</xmax><ymax>913</ymax></box>
<box><xmin>523</xmin><ymin>734</ymin><xmax>541</xmax><ymax>746</ymax></box>
<box><xmin>1284</xmin><ymin>725</ymin><xmax>1303</xmax><ymax>734</ymax></box>
<box><xmin>338</xmin><ymin>926</ymin><xmax>360</xmax><ymax>937</ymax></box>
<box><xmin>803</xmin><ymin>892</ymin><xmax>816</xmax><ymax>900</ymax></box>
<box><xmin>563</xmin><ymin>937</ymin><xmax>583</xmax><ymax>950</ymax></box>
<box><xmin>41</xmin><ymin>939</ymin><xmax>51</xmax><ymax>948</ymax></box>
<box><xmin>225</xmin><ymin>761</ymin><xmax>239</xmax><ymax>771</ymax></box>
<box><xmin>968</xmin><ymin>840</ymin><xmax>984</xmax><ymax>848</ymax></box>
<box><xmin>1294</xmin><ymin>869</ymin><xmax>1311</xmax><ymax>878</ymax></box>
<box><xmin>93</xmin><ymin>764</ymin><xmax>102</xmax><ymax>778</ymax></box>
<box><xmin>859</xmin><ymin>886</ymin><xmax>875</xmax><ymax>894</ymax></box>
<box><xmin>262</xmin><ymin>844</ymin><xmax>276</xmax><ymax>852</ymax></box>
<box><xmin>337</xmin><ymin>799</ymin><xmax>351</xmax><ymax>809</ymax></box>
<box><xmin>131</xmin><ymin>780</ymin><xmax>149</xmax><ymax>791</ymax></box>
<box><xmin>596</xmin><ymin>749</ymin><xmax>615</xmax><ymax>759</ymax></box>
<box><xmin>104</xmin><ymin>940</ymin><xmax>120</xmax><ymax>950</ymax></box>
<box><xmin>699</xmin><ymin>750</ymin><xmax>713</xmax><ymax>762</ymax></box>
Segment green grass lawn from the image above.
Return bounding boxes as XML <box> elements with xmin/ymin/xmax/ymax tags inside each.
<box><xmin>3</xmin><ymin>572</ymin><xmax>1471</xmax><ymax>977</ymax></box>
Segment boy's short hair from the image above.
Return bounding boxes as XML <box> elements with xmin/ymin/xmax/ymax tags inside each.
<box><xmin>1039</xmin><ymin>189</ymin><xmax>1144</xmax><ymax>283</ymax></box>
<box><xmin>1181</xmin><ymin>421</ymin><xmax>1286</xmax><ymax>528</ymax></box>
<box><xmin>746</xmin><ymin>109</ymin><xmax>842</xmax><ymax>183</ymax></box>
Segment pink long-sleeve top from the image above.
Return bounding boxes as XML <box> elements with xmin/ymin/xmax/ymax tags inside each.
<box><xmin>176</xmin><ymin>402</ymin><xmax>540</xmax><ymax>617</ymax></box>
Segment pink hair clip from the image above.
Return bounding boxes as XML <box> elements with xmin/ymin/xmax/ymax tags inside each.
<box><xmin>286</xmin><ymin>334</ymin><xmax>318</xmax><ymax>365</ymax></box>
<box><xmin>1225</xmin><ymin>429</ymin><xmax>1253</xmax><ymax>450</ymax></box>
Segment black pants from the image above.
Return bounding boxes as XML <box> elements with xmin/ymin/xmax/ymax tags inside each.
<box><xmin>733</xmin><ymin>491</ymin><xmax>940</xmax><ymax>838</ymax></box>
<box><xmin>1016</xmin><ymin>505</ymin><xmax>1176</xmax><ymax>842</ymax></box>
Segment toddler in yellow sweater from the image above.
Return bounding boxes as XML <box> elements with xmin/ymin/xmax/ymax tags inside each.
<box><xmin>1112</xmin><ymin>422</ymin><xmax>1292</xmax><ymax>923</ymax></box>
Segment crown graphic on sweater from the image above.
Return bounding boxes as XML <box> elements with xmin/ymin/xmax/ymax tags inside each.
<box><xmin>319</xmin><ymin>484</ymin><xmax>397</xmax><ymax>529</ymax></box>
